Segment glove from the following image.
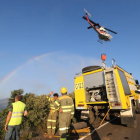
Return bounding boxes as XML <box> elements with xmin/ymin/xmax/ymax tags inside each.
<box><xmin>71</xmin><ymin>116</ymin><xmax>73</xmax><ymax>119</ymax></box>
<box><xmin>60</xmin><ymin>108</ymin><xmax>63</xmax><ymax>113</ymax></box>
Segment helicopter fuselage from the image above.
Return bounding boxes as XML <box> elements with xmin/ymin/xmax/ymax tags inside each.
<box><xmin>91</xmin><ymin>26</ymin><xmax>112</xmax><ymax>41</ymax></box>
<box><xmin>85</xmin><ymin>14</ymin><xmax>113</xmax><ymax>42</ymax></box>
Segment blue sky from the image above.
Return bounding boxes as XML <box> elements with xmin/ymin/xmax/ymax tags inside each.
<box><xmin>0</xmin><ymin>0</ymin><xmax>140</xmax><ymax>99</ymax></box>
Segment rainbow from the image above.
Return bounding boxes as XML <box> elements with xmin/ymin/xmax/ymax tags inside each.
<box><xmin>0</xmin><ymin>52</ymin><xmax>55</xmax><ymax>86</ymax></box>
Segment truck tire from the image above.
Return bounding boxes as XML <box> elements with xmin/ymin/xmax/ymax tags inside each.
<box><xmin>82</xmin><ymin>66</ymin><xmax>101</xmax><ymax>74</ymax></box>
<box><xmin>137</xmin><ymin>107</ymin><xmax>140</xmax><ymax>114</ymax></box>
<box><xmin>127</xmin><ymin>101</ymin><xmax>137</xmax><ymax>128</ymax></box>
<box><xmin>127</xmin><ymin>120</ymin><xmax>137</xmax><ymax>128</ymax></box>
<box><xmin>74</xmin><ymin>110</ymin><xmax>81</xmax><ymax>122</ymax></box>
<box><xmin>88</xmin><ymin>110</ymin><xmax>95</xmax><ymax>125</ymax></box>
<box><xmin>136</xmin><ymin>100</ymin><xmax>140</xmax><ymax>114</ymax></box>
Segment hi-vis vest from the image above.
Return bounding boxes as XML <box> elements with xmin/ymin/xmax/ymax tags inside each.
<box><xmin>8</xmin><ymin>101</ymin><xmax>25</xmax><ymax>126</ymax></box>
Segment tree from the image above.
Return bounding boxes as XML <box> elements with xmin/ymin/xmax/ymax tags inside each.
<box><xmin>8</xmin><ymin>89</ymin><xmax>24</xmax><ymax>106</ymax></box>
<box><xmin>20</xmin><ymin>93</ymin><xmax>50</xmax><ymax>139</ymax></box>
<box><xmin>0</xmin><ymin>89</ymin><xmax>51</xmax><ymax>139</ymax></box>
<box><xmin>0</xmin><ymin>108</ymin><xmax>8</xmax><ymax>139</ymax></box>
<box><xmin>68</xmin><ymin>92</ymin><xmax>75</xmax><ymax>99</ymax></box>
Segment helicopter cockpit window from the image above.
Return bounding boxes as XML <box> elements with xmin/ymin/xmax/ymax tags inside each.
<box><xmin>100</xmin><ymin>30</ymin><xmax>106</xmax><ymax>32</ymax></box>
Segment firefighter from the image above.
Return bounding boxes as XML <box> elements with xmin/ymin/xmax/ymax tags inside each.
<box><xmin>58</xmin><ymin>87</ymin><xmax>74</xmax><ymax>140</ymax></box>
<box><xmin>46</xmin><ymin>92</ymin><xmax>60</xmax><ymax>138</ymax></box>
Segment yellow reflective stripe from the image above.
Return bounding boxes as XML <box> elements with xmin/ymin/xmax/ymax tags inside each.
<box><xmin>50</xmin><ymin>106</ymin><xmax>55</xmax><ymax>107</ymax></box>
<box><xmin>72</xmin><ymin>104</ymin><xmax>74</xmax><ymax>107</ymax></box>
<box><xmin>50</xmin><ymin>105</ymin><xmax>55</xmax><ymax>107</ymax></box>
<box><xmin>47</xmin><ymin>96</ymin><xmax>51</xmax><ymax>101</ymax></box>
<box><xmin>55</xmin><ymin>101</ymin><xmax>60</xmax><ymax>106</ymax></box>
<box><xmin>11</xmin><ymin>115</ymin><xmax>23</xmax><ymax>118</ymax></box>
<box><xmin>59</xmin><ymin>127</ymin><xmax>67</xmax><ymax>131</ymax></box>
<box><xmin>63</xmin><ymin>109</ymin><xmax>71</xmax><ymax>112</ymax></box>
<box><xmin>47</xmin><ymin>119</ymin><xmax>52</xmax><ymax>121</ymax></box>
<box><xmin>12</xmin><ymin>111</ymin><xmax>24</xmax><ymax>114</ymax></box>
<box><xmin>50</xmin><ymin>107</ymin><xmax>55</xmax><ymax>109</ymax></box>
<box><xmin>61</xmin><ymin>106</ymin><xmax>72</xmax><ymax>109</ymax></box>
<box><xmin>71</xmin><ymin>112</ymin><xmax>74</xmax><ymax>114</ymax></box>
<box><xmin>12</xmin><ymin>113</ymin><xmax>23</xmax><ymax>116</ymax></box>
<box><xmin>50</xmin><ymin>104</ymin><xmax>54</xmax><ymax>106</ymax></box>
<box><xmin>47</xmin><ymin>119</ymin><xmax>56</xmax><ymax>122</ymax></box>
<box><xmin>59</xmin><ymin>127</ymin><xmax>69</xmax><ymax>131</ymax></box>
<box><xmin>12</xmin><ymin>112</ymin><xmax>23</xmax><ymax>116</ymax></box>
<box><xmin>47</xmin><ymin>126</ymin><xmax>56</xmax><ymax>129</ymax></box>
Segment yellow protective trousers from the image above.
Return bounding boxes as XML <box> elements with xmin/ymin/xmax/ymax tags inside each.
<box><xmin>59</xmin><ymin>112</ymin><xmax>71</xmax><ymax>139</ymax></box>
<box><xmin>47</xmin><ymin>111</ymin><xmax>58</xmax><ymax>135</ymax></box>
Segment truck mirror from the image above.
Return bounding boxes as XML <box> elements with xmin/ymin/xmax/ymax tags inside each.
<box><xmin>135</xmin><ymin>80</ymin><xmax>139</xmax><ymax>85</ymax></box>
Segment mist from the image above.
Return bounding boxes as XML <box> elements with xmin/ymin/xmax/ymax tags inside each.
<box><xmin>0</xmin><ymin>52</ymin><xmax>101</xmax><ymax>99</ymax></box>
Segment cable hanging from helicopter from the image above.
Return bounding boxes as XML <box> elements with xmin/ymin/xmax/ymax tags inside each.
<box><xmin>82</xmin><ymin>9</ymin><xmax>117</xmax><ymax>68</ymax></box>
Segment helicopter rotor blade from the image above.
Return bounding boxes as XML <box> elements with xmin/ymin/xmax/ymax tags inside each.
<box><xmin>104</xmin><ymin>28</ymin><xmax>117</xmax><ymax>34</ymax></box>
<box><xmin>87</xmin><ymin>26</ymin><xmax>93</xmax><ymax>29</ymax></box>
<box><xmin>82</xmin><ymin>16</ymin><xmax>100</xmax><ymax>27</ymax></box>
<box><xmin>84</xmin><ymin>9</ymin><xmax>91</xmax><ymax>17</ymax></box>
<box><xmin>82</xmin><ymin>16</ymin><xmax>117</xmax><ymax>34</ymax></box>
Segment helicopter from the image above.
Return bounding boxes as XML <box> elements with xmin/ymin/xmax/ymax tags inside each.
<box><xmin>83</xmin><ymin>9</ymin><xmax>117</xmax><ymax>43</ymax></box>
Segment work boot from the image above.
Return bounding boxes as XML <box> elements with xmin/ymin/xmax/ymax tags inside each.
<box><xmin>66</xmin><ymin>134</ymin><xmax>70</xmax><ymax>140</ymax></box>
<box><xmin>48</xmin><ymin>135</ymin><xmax>54</xmax><ymax>139</ymax></box>
<box><xmin>44</xmin><ymin>133</ymin><xmax>48</xmax><ymax>137</ymax></box>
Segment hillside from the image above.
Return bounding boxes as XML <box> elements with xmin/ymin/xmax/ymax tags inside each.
<box><xmin>0</xmin><ymin>98</ymin><xmax>8</xmax><ymax>112</ymax></box>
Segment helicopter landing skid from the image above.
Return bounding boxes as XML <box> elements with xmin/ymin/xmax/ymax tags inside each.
<box><xmin>97</xmin><ymin>40</ymin><xmax>103</xmax><ymax>44</ymax></box>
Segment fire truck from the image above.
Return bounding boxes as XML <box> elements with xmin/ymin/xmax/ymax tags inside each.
<box><xmin>74</xmin><ymin>58</ymin><xmax>140</xmax><ymax>128</ymax></box>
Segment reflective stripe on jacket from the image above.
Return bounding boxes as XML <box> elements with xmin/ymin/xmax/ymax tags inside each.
<box><xmin>58</xmin><ymin>95</ymin><xmax>74</xmax><ymax>116</ymax></box>
<box><xmin>8</xmin><ymin>101</ymin><xmax>26</xmax><ymax>126</ymax></box>
<box><xmin>46</xmin><ymin>94</ymin><xmax>60</xmax><ymax>111</ymax></box>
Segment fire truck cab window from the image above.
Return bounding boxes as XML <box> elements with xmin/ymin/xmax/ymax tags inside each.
<box><xmin>118</xmin><ymin>69</ymin><xmax>131</xmax><ymax>95</ymax></box>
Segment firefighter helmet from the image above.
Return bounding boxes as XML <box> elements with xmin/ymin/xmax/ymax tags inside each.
<box><xmin>61</xmin><ymin>87</ymin><xmax>67</xmax><ymax>94</ymax></box>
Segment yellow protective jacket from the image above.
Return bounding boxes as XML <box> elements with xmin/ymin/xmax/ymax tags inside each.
<box><xmin>58</xmin><ymin>95</ymin><xmax>74</xmax><ymax>118</ymax></box>
<box><xmin>8</xmin><ymin>101</ymin><xmax>26</xmax><ymax>126</ymax></box>
<box><xmin>46</xmin><ymin>94</ymin><xmax>60</xmax><ymax>113</ymax></box>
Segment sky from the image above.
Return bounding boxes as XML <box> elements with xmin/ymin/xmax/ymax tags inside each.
<box><xmin>0</xmin><ymin>0</ymin><xmax>140</xmax><ymax>99</ymax></box>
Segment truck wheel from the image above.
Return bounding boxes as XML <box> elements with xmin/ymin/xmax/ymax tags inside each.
<box><xmin>136</xmin><ymin>100</ymin><xmax>140</xmax><ymax>114</ymax></box>
<box><xmin>137</xmin><ymin>107</ymin><xmax>140</xmax><ymax>114</ymax></box>
<box><xmin>127</xmin><ymin>120</ymin><xmax>137</xmax><ymax>128</ymax></box>
<box><xmin>127</xmin><ymin>101</ymin><xmax>137</xmax><ymax>128</ymax></box>
<box><xmin>89</xmin><ymin>110</ymin><xmax>95</xmax><ymax>125</ymax></box>
<box><xmin>74</xmin><ymin>110</ymin><xmax>81</xmax><ymax>122</ymax></box>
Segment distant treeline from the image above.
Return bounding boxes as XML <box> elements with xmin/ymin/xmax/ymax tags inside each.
<box><xmin>0</xmin><ymin>99</ymin><xmax>8</xmax><ymax>112</ymax></box>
